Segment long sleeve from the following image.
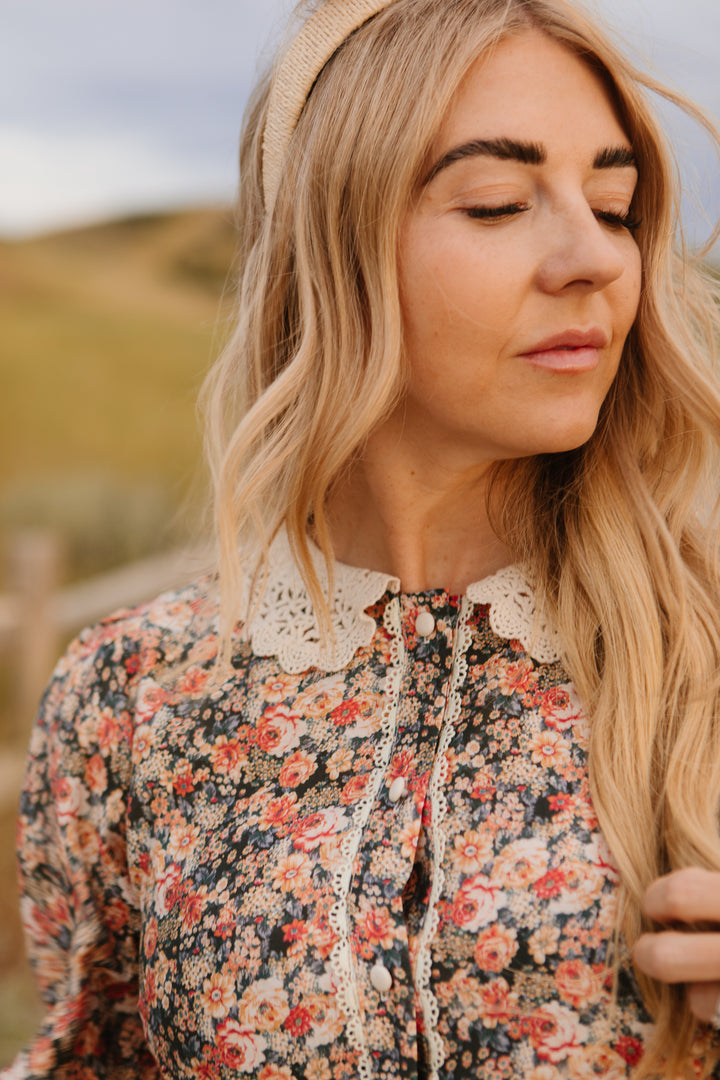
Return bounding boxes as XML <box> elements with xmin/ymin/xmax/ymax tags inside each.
<box><xmin>2</xmin><ymin>624</ymin><xmax>159</xmax><ymax>1080</ymax></box>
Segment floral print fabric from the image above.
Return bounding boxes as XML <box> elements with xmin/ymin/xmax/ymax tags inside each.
<box><xmin>4</xmin><ymin>566</ymin><xmax>720</xmax><ymax>1079</ymax></box>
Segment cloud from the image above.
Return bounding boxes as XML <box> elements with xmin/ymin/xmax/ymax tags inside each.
<box><xmin>0</xmin><ymin>125</ymin><xmax>235</xmax><ymax>236</ymax></box>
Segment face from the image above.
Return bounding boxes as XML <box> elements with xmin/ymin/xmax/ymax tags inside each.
<box><xmin>396</xmin><ymin>29</ymin><xmax>642</xmax><ymax>466</ymax></box>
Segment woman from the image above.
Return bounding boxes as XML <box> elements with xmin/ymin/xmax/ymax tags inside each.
<box><xmin>5</xmin><ymin>0</ymin><xmax>720</xmax><ymax>1076</ymax></box>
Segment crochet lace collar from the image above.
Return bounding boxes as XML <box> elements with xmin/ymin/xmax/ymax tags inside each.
<box><xmin>245</xmin><ymin>531</ymin><xmax>561</xmax><ymax>673</ymax></box>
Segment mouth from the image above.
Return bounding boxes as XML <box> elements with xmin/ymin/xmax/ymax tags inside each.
<box><xmin>519</xmin><ymin>328</ymin><xmax>609</xmax><ymax>373</ymax></box>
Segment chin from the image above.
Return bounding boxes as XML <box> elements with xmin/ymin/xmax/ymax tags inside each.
<box><xmin>517</xmin><ymin>415</ymin><xmax>603</xmax><ymax>457</ymax></box>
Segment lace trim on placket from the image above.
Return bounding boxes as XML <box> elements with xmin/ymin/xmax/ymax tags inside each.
<box><xmin>414</xmin><ymin>595</ymin><xmax>474</xmax><ymax>1079</ymax></box>
<box><xmin>327</xmin><ymin>595</ymin><xmax>406</xmax><ymax>1078</ymax></box>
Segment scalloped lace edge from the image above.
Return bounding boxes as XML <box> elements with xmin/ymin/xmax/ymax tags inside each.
<box><xmin>326</xmin><ymin>596</ymin><xmax>406</xmax><ymax>1077</ymax></box>
<box><xmin>245</xmin><ymin>534</ymin><xmax>561</xmax><ymax>672</ymax></box>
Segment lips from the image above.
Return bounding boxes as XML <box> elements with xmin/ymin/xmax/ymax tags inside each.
<box><xmin>519</xmin><ymin>327</ymin><xmax>609</xmax><ymax>373</ymax></box>
<box><xmin>523</xmin><ymin>328</ymin><xmax>609</xmax><ymax>354</ymax></box>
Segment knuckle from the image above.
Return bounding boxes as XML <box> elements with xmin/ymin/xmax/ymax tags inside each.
<box><xmin>635</xmin><ymin>933</ymin><xmax>684</xmax><ymax>981</ymax></box>
<box><xmin>653</xmin><ymin>935</ymin><xmax>685</xmax><ymax>979</ymax></box>
<box><xmin>661</xmin><ymin>868</ymin><xmax>705</xmax><ymax>920</ymax></box>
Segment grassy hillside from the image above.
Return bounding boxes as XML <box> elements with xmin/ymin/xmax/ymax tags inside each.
<box><xmin>0</xmin><ymin>206</ymin><xmax>237</xmax><ymax>1066</ymax></box>
<box><xmin>0</xmin><ymin>206</ymin><xmax>237</xmax><ymax>577</ymax></box>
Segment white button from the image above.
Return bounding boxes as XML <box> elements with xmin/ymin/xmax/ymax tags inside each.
<box><xmin>415</xmin><ymin>610</ymin><xmax>435</xmax><ymax>638</ymax></box>
<box><xmin>370</xmin><ymin>963</ymin><xmax>393</xmax><ymax>993</ymax></box>
<box><xmin>388</xmin><ymin>777</ymin><xmax>408</xmax><ymax>803</ymax></box>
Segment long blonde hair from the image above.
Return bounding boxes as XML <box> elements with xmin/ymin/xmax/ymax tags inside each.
<box><xmin>200</xmin><ymin>0</ymin><xmax>720</xmax><ymax>1071</ymax></box>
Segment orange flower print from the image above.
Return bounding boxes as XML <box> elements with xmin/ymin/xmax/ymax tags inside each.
<box><xmin>215</xmin><ymin>1019</ymin><xmax>266</xmax><ymax>1072</ymax></box>
<box><xmin>477</xmin><ymin>977</ymin><xmax>516</xmax><ymax>1028</ymax></box>
<box><xmin>84</xmin><ymin>753</ymin><xmax>108</xmax><ymax>794</ymax></box>
<box><xmin>155</xmin><ymin>863</ymin><xmax>183</xmax><ymax>916</ymax></box>
<box><xmin>167</xmin><ymin>823</ymin><xmax>201</xmax><ymax>862</ymax></box>
<box><xmin>292</xmin><ymin>674</ymin><xmax>346</xmax><ymax>719</ymax></box>
<box><xmin>356</xmin><ymin>904</ymin><xmax>396</xmax><ymax>950</ymax></box>
<box><xmin>302</xmin><ymin>993</ymin><xmax>345</xmax><ymax>1049</ymax></box>
<box><xmin>340</xmin><ymin>772</ymin><xmax>371</xmax><ymax>804</ymax></box>
<box><xmin>537</xmin><ymin>683</ymin><xmax>584</xmax><ymax>732</ymax></box>
<box><xmin>256</xmin><ymin>704</ymin><xmax>307</xmax><ymax>757</ymax></box>
<box><xmin>180</xmin><ymin>890</ymin><xmax>204</xmax><ymax>932</ymax></box>
<box><xmin>399</xmin><ymin>818</ymin><xmax>421</xmax><ymax>860</ymax></box>
<box><xmin>259</xmin><ymin>793</ymin><xmax>298</xmax><ymax>831</ymax></box>
<box><xmin>491</xmin><ymin>838</ymin><xmax>549</xmax><ymax>888</ymax></box>
<box><xmin>53</xmin><ymin>775</ymin><xmax>86</xmax><ymax>826</ymax></box>
<box><xmin>96</xmin><ymin>708</ymin><xmax>130</xmax><ymax>753</ymax></box>
<box><xmin>554</xmin><ymin>960</ymin><xmax>602</xmax><ymax>1009</ymax></box>
<box><xmin>259</xmin><ymin>672</ymin><xmax>300</xmax><ymax>703</ymax></box>
<box><xmin>278</xmin><ymin>750</ymin><xmax>317</xmax><ymax>788</ymax></box>
<box><xmin>176</xmin><ymin>666</ymin><xmax>209</xmax><ymax>694</ymax></box>
<box><xmin>524</xmin><ymin>1003</ymin><xmax>585</xmax><ymax>1063</ymax></box>
<box><xmin>271</xmin><ymin>852</ymin><xmax>312</xmax><ymax>893</ymax></box>
<box><xmin>614</xmin><ymin>1036</ymin><xmax>644</xmax><ymax>1067</ymax></box>
<box><xmin>453</xmin><ymin>828</ymin><xmax>493</xmax><ymax>873</ymax></box>
<box><xmin>238</xmin><ymin>977</ymin><xmax>290</xmax><ymax>1031</ymax></box>
<box><xmin>200</xmin><ymin>972</ymin><xmax>237</xmax><ymax>1019</ymax></box>
<box><xmin>529</xmin><ymin>730</ymin><xmax>571</xmax><ymax>769</ymax></box>
<box><xmin>450</xmin><ymin>874</ymin><xmax>501</xmax><ymax>932</ymax></box>
<box><xmin>258</xmin><ymin>1066</ymin><xmax>295</xmax><ymax>1080</ymax></box>
<box><xmin>326</xmin><ymin>746</ymin><xmax>353</xmax><ymax>779</ymax></box>
<box><xmin>567</xmin><ymin>1045</ymin><xmax>627</xmax><ymax>1079</ymax></box>
<box><xmin>292</xmin><ymin>808</ymin><xmax>347</xmax><ymax>852</ymax></box>
<box><xmin>527</xmin><ymin>923</ymin><xmax>560</xmax><ymax>965</ymax></box>
<box><xmin>474</xmin><ymin>924</ymin><xmax>518</xmax><ymax>973</ymax></box>
<box><xmin>550</xmin><ymin>857</ymin><xmax>604</xmax><ymax>915</ymax></box>
<box><xmin>497</xmin><ymin>657</ymin><xmax>537</xmax><ymax>697</ymax></box>
<box><xmin>469</xmin><ymin>767</ymin><xmax>497</xmax><ymax>801</ymax></box>
<box><xmin>533</xmin><ymin>867</ymin><xmax>566</xmax><ymax>899</ymax></box>
<box><xmin>283</xmin><ymin>1005</ymin><xmax>314</xmax><ymax>1037</ymax></box>
<box><xmin>211</xmin><ymin>736</ymin><xmax>246</xmax><ymax>776</ymax></box>
<box><xmin>329</xmin><ymin>699</ymin><xmax>363</xmax><ymax>726</ymax></box>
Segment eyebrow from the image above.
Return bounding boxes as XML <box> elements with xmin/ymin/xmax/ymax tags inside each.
<box><xmin>423</xmin><ymin>137</ymin><xmax>637</xmax><ymax>186</ymax></box>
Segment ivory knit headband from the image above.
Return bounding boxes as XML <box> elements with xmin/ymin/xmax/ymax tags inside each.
<box><xmin>262</xmin><ymin>0</ymin><xmax>396</xmax><ymax>210</ymax></box>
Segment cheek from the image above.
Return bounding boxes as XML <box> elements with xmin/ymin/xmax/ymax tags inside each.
<box><xmin>399</xmin><ymin>239</ymin><xmax>519</xmax><ymax>353</ymax></box>
<box><xmin>618</xmin><ymin>244</ymin><xmax>642</xmax><ymax>329</ymax></box>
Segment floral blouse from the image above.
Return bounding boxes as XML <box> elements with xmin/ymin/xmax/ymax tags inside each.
<box><xmin>4</xmin><ymin>534</ymin><xmax>720</xmax><ymax>1080</ymax></box>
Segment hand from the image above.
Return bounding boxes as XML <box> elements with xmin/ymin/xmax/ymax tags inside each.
<box><xmin>632</xmin><ymin>867</ymin><xmax>720</xmax><ymax>1025</ymax></box>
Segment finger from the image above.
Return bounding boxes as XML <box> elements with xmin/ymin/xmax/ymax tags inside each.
<box><xmin>633</xmin><ymin>931</ymin><xmax>720</xmax><ymax>984</ymax></box>
<box><xmin>687</xmin><ymin>980</ymin><xmax>720</xmax><ymax>1025</ymax></box>
<box><xmin>643</xmin><ymin>868</ymin><xmax>720</xmax><ymax>924</ymax></box>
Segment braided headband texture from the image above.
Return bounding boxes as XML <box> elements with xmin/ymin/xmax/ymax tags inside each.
<box><xmin>262</xmin><ymin>0</ymin><xmax>396</xmax><ymax>209</ymax></box>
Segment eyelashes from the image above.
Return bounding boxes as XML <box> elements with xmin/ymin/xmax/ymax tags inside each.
<box><xmin>465</xmin><ymin>202</ymin><xmax>529</xmax><ymax>220</ymax></box>
<box><xmin>594</xmin><ymin>209</ymin><xmax>643</xmax><ymax>232</ymax></box>
<box><xmin>465</xmin><ymin>202</ymin><xmax>642</xmax><ymax>232</ymax></box>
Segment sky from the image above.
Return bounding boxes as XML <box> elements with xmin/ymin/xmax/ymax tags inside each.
<box><xmin>1</xmin><ymin>0</ymin><xmax>719</xmax><ymax>241</ymax></box>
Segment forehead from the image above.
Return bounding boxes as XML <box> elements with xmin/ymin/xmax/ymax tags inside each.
<box><xmin>432</xmin><ymin>28</ymin><xmax>630</xmax><ymax>157</ymax></box>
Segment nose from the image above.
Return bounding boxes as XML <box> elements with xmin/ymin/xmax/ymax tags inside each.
<box><xmin>535</xmin><ymin>201</ymin><xmax>630</xmax><ymax>295</ymax></box>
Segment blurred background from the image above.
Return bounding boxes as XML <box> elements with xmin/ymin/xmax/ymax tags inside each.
<box><xmin>0</xmin><ymin>0</ymin><xmax>718</xmax><ymax>1066</ymax></box>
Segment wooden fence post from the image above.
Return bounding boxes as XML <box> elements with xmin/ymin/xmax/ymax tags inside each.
<box><xmin>6</xmin><ymin>529</ymin><xmax>63</xmax><ymax>735</ymax></box>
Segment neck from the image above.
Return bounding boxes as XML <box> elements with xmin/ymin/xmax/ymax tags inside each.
<box><xmin>326</xmin><ymin>414</ymin><xmax>512</xmax><ymax>593</ymax></box>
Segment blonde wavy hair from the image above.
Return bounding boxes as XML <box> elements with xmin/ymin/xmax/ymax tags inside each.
<box><xmin>200</xmin><ymin>0</ymin><xmax>720</xmax><ymax>1071</ymax></box>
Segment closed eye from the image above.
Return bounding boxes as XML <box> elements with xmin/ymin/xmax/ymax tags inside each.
<box><xmin>465</xmin><ymin>202</ymin><xmax>530</xmax><ymax>221</ymax></box>
<box><xmin>595</xmin><ymin>209</ymin><xmax>642</xmax><ymax>232</ymax></box>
